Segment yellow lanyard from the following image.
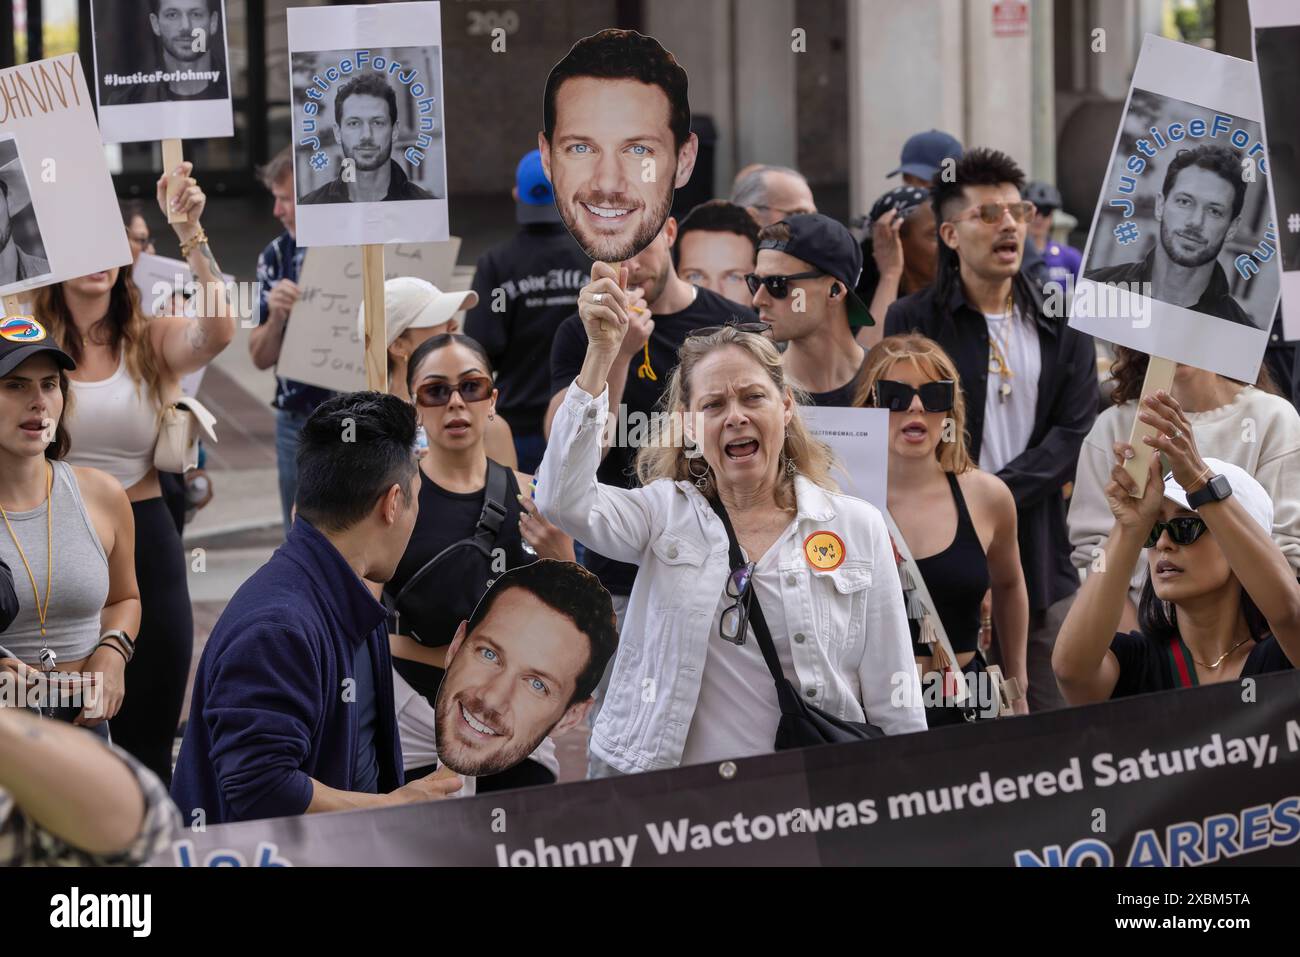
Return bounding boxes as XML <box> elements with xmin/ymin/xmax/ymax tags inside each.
<box><xmin>0</xmin><ymin>461</ymin><xmax>53</xmax><ymax>640</ymax></box>
<box><xmin>636</xmin><ymin>341</ymin><xmax>657</xmax><ymax>381</ymax></box>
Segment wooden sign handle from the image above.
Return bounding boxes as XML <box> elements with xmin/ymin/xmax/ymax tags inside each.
<box><xmin>1</xmin><ymin>294</ymin><xmax>23</xmax><ymax>317</ymax></box>
<box><xmin>1123</xmin><ymin>355</ymin><xmax>1176</xmax><ymax>497</ymax></box>
<box><xmin>162</xmin><ymin>139</ymin><xmax>187</xmax><ymax>225</ymax></box>
<box><xmin>361</xmin><ymin>244</ymin><xmax>387</xmax><ymax>391</ymax></box>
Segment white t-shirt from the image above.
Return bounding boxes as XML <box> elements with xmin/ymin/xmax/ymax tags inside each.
<box><xmin>679</xmin><ymin>522</ymin><xmax>797</xmax><ymax>766</ymax></box>
<box><xmin>979</xmin><ymin>304</ymin><xmax>1041</xmax><ymax>474</ymax></box>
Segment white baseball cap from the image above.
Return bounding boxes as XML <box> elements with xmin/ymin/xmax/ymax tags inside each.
<box><xmin>1160</xmin><ymin>457</ymin><xmax>1273</xmax><ymax>535</ymax></box>
<box><xmin>356</xmin><ymin>277</ymin><xmax>479</xmax><ymax>346</ymax></box>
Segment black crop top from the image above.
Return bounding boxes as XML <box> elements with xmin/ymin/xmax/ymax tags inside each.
<box><xmin>909</xmin><ymin>472</ymin><xmax>991</xmax><ymax>657</ymax></box>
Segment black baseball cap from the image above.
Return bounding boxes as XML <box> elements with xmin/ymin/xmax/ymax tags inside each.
<box><xmin>0</xmin><ymin>315</ymin><xmax>76</xmax><ymax>377</ymax></box>
<box><xmin>758</xmin><ymin>213</ymin><xmax>874</xmax><ymax>327</ymax></box>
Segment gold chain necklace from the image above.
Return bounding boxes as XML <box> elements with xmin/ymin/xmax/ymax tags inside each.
<box><xmin>987</xmin><ymin>292</ymin><xmax>1016</xmax><ymax>403</ymax></box>
<box><xmin>0</xmin><ymin>461</ymin><xmax>54</xmax><ymax>662</ymax></box>
<box><xmin>1190</xmin><ymin>635</ymin><xmax>1252</xmax><ymax>670</ymax></box>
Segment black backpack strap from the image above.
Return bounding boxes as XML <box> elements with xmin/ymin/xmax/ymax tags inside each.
<box><xmin>471</xmin><ymin>459</ymin><xmax>512</xmax><ymax>556</ymax></box>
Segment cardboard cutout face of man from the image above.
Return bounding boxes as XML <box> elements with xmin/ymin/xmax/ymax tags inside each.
<box><xmin>433</xmin><ymin>564</ymin><xmax>616</xmax><ymax>777</ymax></box>
<box><xmin>151</xmin><ymin>0</ymin><xmax>219</xmax><ymax>64</ymax></box>
<box><xmin>539</xmin><ymin>29</ymin><xmax>698</xmax><ymax>264</ymax></box>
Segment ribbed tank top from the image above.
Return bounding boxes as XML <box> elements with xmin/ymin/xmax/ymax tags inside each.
<box><xmin>65</xmin><ymin>355</ymin><xmax>159</xmax><ymax>490</ymax></box>
<box><xmin>0</xmin><ymin>460</ymin><xmax>110</xmax><ymax>663</ymax></box>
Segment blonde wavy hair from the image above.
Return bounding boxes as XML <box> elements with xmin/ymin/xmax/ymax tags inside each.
<box><xmin>854</xmin><ymin>332</ymin><xmax>973</xmax><ymax>474</ymax></box>
<box><xmin>635</xmin><ymin>326</ymin><xmax>835</xmax><ymax>510</ymax></box>
<box><xmin>35</xmin><ymin>266</ymin><xmax>166</xmax><ymax>407</ymax></box>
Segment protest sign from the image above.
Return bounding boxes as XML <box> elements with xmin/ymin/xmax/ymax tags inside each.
<box><xmin>1251</xmin><ymin>0</ymin><xmax>1300</xmax><ymax>340</ymax></box>
<box><xmin>89</xmin><ymin>0</ymin><xmax>234</xmax><ymax>143</ymax></box>
<box><xmin>276</xmin><ymin>239</ymin><xmax>460</xmax><ymax>393</ymax></box>
<box><xmin>153</xmin><ymin>669</ymin><xmax>1300</xmax><ymax>867</ymax></box>
<box><xmin>797</xmin><ymin>406</ymin><xmax>889</xmax><ymax>510</ymax></box>
<box><xmin>287</xmin><ymin>1</ymin><xmax>449</xmax><ymax>248</ymax></box>
<box><xmin>1071</xmin><ymin>35</ymin><xmax>1280</xmax><ymax>384</ymax></box>
<box><xmin>539</xmin><ymin>29</ymin><xmax>698</xmax><ymax>265</ymax></box>
<box><xmin>0</xmin><ymin>54</ymin><xmax>131</xmax><ymax>299</ymax></box>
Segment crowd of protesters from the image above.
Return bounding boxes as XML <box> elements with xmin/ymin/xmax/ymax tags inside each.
<box><xmin>2</xmin><ymin>29</ymin><xmax>1298</xmax><ymax>865</ymax></box>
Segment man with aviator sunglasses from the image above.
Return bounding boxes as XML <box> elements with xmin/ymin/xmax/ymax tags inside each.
<box><xmin>885</xmin><ymin>148</ymin><xmax>1099</xmax><ymax>713</ymax></box>
<box><xmin>750</xmin><ymin>213</ymin><xmax>874</xmax><ymax>407</ymax></box>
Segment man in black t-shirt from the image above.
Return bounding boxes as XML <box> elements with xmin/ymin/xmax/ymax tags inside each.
<box><xmin>752</xmin><ymin>214</ymin><xmax>874</xmax><ymax>406</ymax></box>
<box><xmin>465</xmin><ymin>150</ymin><xmax>590</xmax><ymax>472</ymax></box>
<box><xmin>547</xmin><ymin>217</ymin><xmax>756</xmax><ymax>623</ymax></box>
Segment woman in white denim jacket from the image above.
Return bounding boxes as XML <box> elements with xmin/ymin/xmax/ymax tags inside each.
<box><xmin>536</xmin><ymin>265</ymin><xmax>926</xmax><ymax>775</ymax></box>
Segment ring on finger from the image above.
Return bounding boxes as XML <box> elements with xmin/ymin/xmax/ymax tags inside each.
<box><xmin>1171</xmin><ymin>427</ymin><xmax>1182</xmax><ymax>440</ymax></box>
<box><xmin>592</xmin><ymin>293</ymin><xmax>605</xmax><ymax>305</ymax></box>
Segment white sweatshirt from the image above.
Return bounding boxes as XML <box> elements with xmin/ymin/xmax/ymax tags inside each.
<box><xmin>1068</xmin><ymin>387</ymin><xmax>1300</xmax><ymax>589</ymax></box>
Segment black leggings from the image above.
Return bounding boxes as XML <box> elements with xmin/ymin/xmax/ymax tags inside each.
<box><xmin>108</xmin><ymin>497</ymin><xmax>193</xmax><ymax>786</ymax></box>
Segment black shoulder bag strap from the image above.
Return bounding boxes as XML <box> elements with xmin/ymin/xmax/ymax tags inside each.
<box><xmin>470</xmin><ymin>459</ymin><xmax>511</xmax><ymax>557</ymax></box>
<box><xmin>706</xmin><ymin>494</ymin><xmax>885</xmax><ymax>747</ymax></box>
<box><xmin>706</xmin><ymin>495</ymin><xmax>799</xmax><ymax>703</ymax></box>
<box><xmin>386</xmin><ymin>460</ymin><xmax>514</xmax><ymax>623</ymax></box>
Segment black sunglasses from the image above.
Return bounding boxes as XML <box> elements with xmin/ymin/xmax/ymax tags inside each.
<box><xmin>414</xmin><ymin>375</ymin><xmax>494</xmax><ymax>407</ymax></box>
<box><xmin>1145</xmin><ymin>516</ymin><xmax>1208</xmax><ymax>549</ymax></box>
<box><xmin>719</xmin><ymin>561</ymin><xmax>756</xmax><ymax>646</ymax></box>
<box><xmin>873</xmin><ymin>379</ymin><xmax>956</xmax><ymax>413</ymax></box>
<box><xmin>745</xmin><ymin>271</ymin><xmax>826</xmax><ymax>299</ymax></box>
<box><xmin>689</xmin><ymin>320</ymin><xmax>773</xmax><ymax>338</ymax></box>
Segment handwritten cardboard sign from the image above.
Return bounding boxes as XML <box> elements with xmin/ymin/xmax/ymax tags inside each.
<box><xmin>276</xmin><ymin>239</ymin><xmax>461</xmax><ymax>393</ymax></box>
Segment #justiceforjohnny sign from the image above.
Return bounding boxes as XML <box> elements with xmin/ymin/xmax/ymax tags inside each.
<box><xmin>1071</xmin><ymin>35</ymin><xmax>1280</xmax><ymax>383</ymax></box>
<box><xmin>89</xmin><ymin>0</ymin><xmax>235</xmax><ymax>143</ymax></box>
<box><xmin>288</xmin><ymin>1</ymin><xmax>449</xmax><ymax>248</ymax></box>
<box><xmin>276</xmin><ymin>239</ymin><xmax>461</xmax><ymax>393</ymax></box>
<box><xmin>0</xmin><ymin>54</ymin><xmax>131</xmax><ymax>297</ymax></box>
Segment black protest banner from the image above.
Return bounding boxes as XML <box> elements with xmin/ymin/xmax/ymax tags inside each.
<box><xmin>156</xmin><ymin>670</ymin><xmax>1300</xmax><ymax>867</ymax></box>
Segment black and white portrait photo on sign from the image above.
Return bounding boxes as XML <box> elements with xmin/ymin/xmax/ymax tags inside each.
<box><xmin>89</xmin><ymin>0</ymin><xmax>234</xmax><ymax>143</ymax></box>
<box><xmin>0</xmin><ymin>55</ymin><xmax>131</xmax><ymax>297</ymax></box>
<box><xmin>1072</xmin><ymin>36</ymin><xmax>1279</xmax><ymax>383</ymax></box>
<box><xmin>0</xmin><ymin>135</ymin><xmax>51</xmax><ymax>290</ymax></box>
<box><xmin>538</xmin><ymin>29</ymin><xmax>697</xmax><ymax>264</ymax></box>
<box><xmin>1251</xmin><ymin>0</ymin><xmax>1300</xmax><ymax>339</ymax></box>
<box><xmin>288</xmin><ymin>2</ymin><xmax>448</xmax><ymax>247</ymax></box>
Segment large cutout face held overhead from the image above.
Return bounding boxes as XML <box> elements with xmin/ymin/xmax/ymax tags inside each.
<box><xmin>539</xmin><ymin>28</ymin><xmax>698</xmax><ymax>264</ymax></box>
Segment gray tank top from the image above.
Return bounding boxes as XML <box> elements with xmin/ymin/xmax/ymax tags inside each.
<box><xmin>0</xmin><ymin>460</ymin><xmax>110</xmax><ymax>664</ymax></box>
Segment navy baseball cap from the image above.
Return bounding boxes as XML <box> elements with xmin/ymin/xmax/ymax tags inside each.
<box><xmin>759</xmin><ymin>213</ymin><xmax>874</xmax><ymax>327</ymax></box>
<box><xmin>0</xmin><ymin>315</ymin><xmax>75</xmax><ymax>378</ymax></box>
<box><xmin>889</xmin><ymin>130</ymin><xmax>963</xmax><ymax>183</ymax></box>
<box><xmin>515</xmin><ymin>149</ymin><xmax>561</xmax><ymax>225</ymax></box>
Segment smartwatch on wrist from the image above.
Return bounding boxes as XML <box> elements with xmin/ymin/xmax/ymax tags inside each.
<box><xmin>1186</xmin><ymin>473</ymin><xmax>1232</xmax><ymax>510</ymax></box>
<box><xmin>99</xmin><ymin>629</ymin><xmax>135</xmax><ymax>662</ymax></box>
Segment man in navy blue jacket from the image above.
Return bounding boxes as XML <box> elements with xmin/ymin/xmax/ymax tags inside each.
<box><xmin>173</xmin><ymin>393</ymin><xmax>461</xmax><ymax>824</ymax></box>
